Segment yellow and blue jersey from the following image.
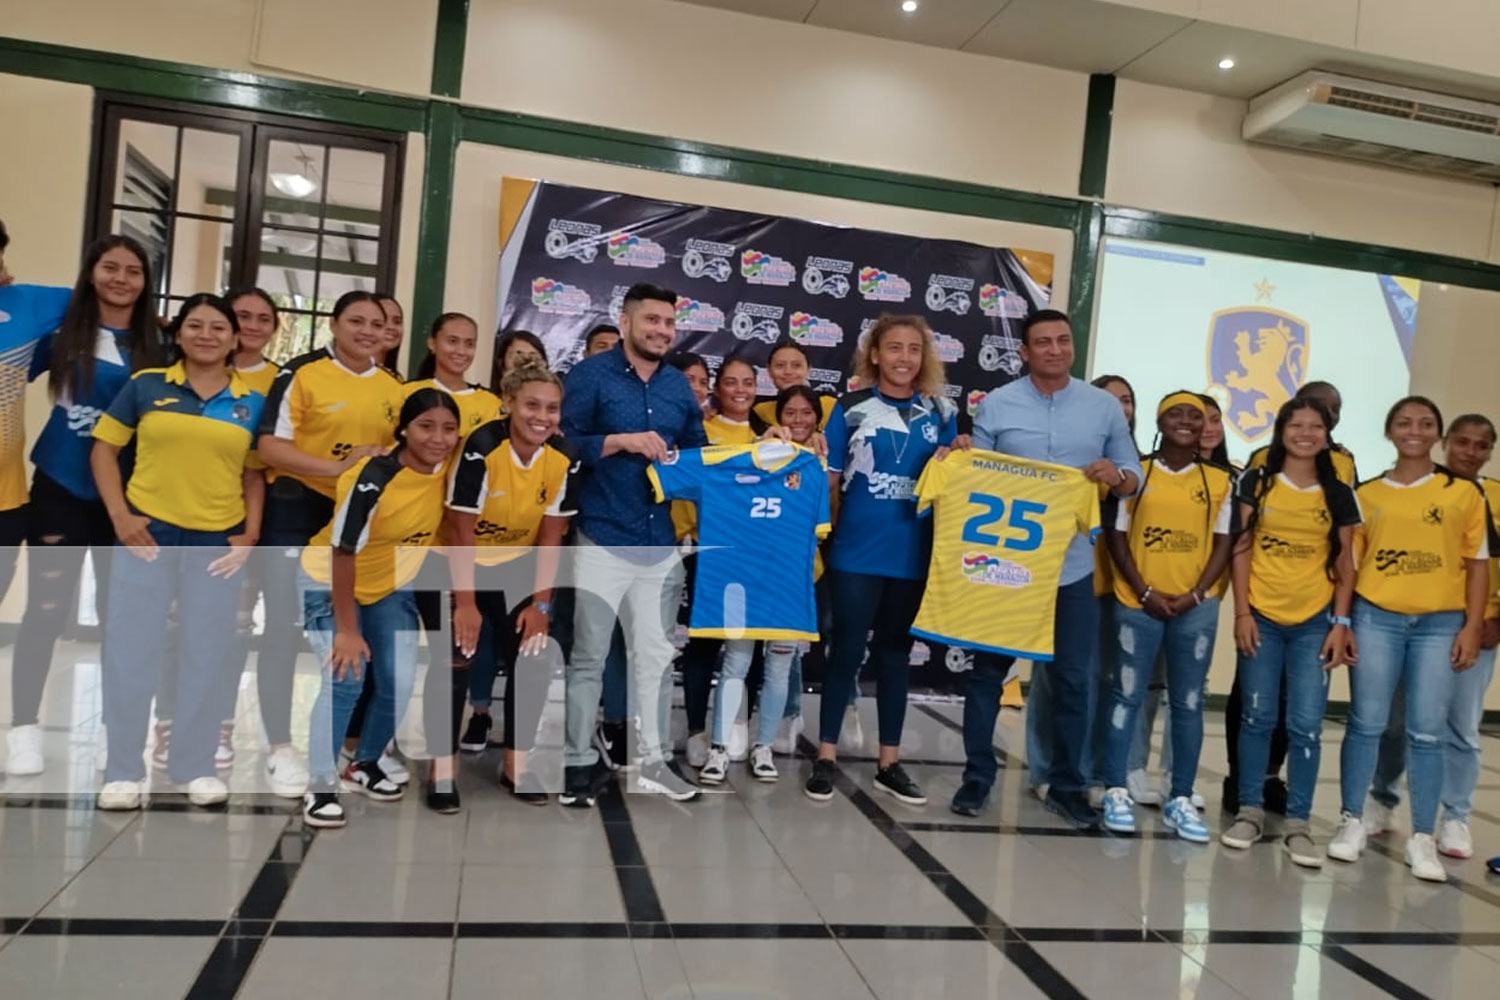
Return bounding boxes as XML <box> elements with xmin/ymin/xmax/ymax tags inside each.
<box><xmin>92</xmin><ymin>362</ymin><xmax>265</xmax><ymax>532</ymax></box>
<box><xmin>649</xmin><ymin>441</ymin><xmax>830</xmax><ymax>641</ymax></box>
<box><xmin>911</xmin><ymin>449</ymin><xmax>1098</xmax><ymax>660</ymax></box>
<box><xmin>0</xmin><ymin>284</ymin><xmax>70</xmax><ymax>510</ymax></box>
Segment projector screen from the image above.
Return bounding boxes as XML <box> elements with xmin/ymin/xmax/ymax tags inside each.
<box><xmin>1089</xmin><ymin>237</ymin><xmax>1420</xmax><ymax>475</ymax></box>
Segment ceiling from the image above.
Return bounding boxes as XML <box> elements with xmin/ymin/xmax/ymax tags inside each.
<box><xmin>675</xmin><ymin>0</ymin><xmax>1500</xmax><ymax>104</ymax></box>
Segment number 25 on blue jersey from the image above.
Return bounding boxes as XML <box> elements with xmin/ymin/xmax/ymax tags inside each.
<box><xmin>961</xmin><ymin>492</ymin><xmax>1047</xmax><ymax>551</ymax></box>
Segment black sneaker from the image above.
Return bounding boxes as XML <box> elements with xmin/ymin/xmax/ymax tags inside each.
<box><xmin>425</xmin><ymin>781</ymin><xmax>462</xmax><ymax>815</ymax></box>
<box><xmin>501</xmin><ymin>770</ymin><xmax>550</xmax><ymax>806</ymax></box>
<box><xmin>950</xmin><ymin>779</ymin><xmax>989</xmax><ymax>817</ymax></box>
<box><xmin>873</xmin><ymin>762</ymin><xmax>927</xmax><ymax>806</ymax></box>
<box><xmin>1263</xmin><ymin>775</ymin><xmax>1289</xmax><ymax>816</ymax></box>
<box><xmin>636</xmin><ymin>759</ymin><xmax>701</xmax><ymax>801</ymax></box>
<box><xmin>302</xmin><ymin>791</ymin><xmax>346</xmax><ymax>828</ymax></box>
<box><xmin>458</xmin><ymin>714</ymin><xmax>493</xmax><ymax>753</ymax></box>
<box><xmin>344</xmin><ymin>760</ymin><xmax>404</xmax><ymax>802</ymax></box>
<box><xmin>593</xmin><ymin>720</ymin><xmax>627</xmax><ymax>771</ymax></box>
<box><xmin>1222</xmin><ymin>774</ymin><xmax>1240</xmax><ymax>815</ymax></box>
<box><xmin>559</xmin><ymin>765</ymin><xmax>598</xmax><ymax>808</ymax></box>
<box><xmin>1044</xmin><ymin>788</ymin><xmax>1102</xmax><ymax>830</ymax></box>
<box><xmin>804</xmin><ymin>759</ymin><xmax>837</xmax><ymax>802</ymax></box>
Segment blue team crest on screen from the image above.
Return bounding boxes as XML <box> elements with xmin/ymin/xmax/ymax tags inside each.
<box><xmin>1205</xmin><ymin>307</ymin><xmax>1309</xmax><ymax>443</ymax></box>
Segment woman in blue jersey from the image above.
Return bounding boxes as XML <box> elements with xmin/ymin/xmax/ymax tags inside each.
<box><xmin>5</xmin><ymin>235</ymin><xmax>164</xmax><ymax>779</ymax></box>
<box><xmin>805</xmin><ymin>314</ymin><xmax>960</xmax><ymax>807</ymax></box>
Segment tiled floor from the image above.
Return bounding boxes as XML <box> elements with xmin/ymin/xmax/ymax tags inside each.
<box><xmin>2</xmin><ymin>642</ymin><xmax>1500</xmax><ymax>997</ymax></box>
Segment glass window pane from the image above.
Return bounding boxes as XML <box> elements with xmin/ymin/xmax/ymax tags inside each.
<box><xmin>325</xmin><ymin>146</ymin><xmax>385</xmax><ymax>240</ymax></box>
<box><xmin>257</xmin><ymin>229</ymin><xmax>321</xmax><ymax>313</ymax></box>
<box><xmin>177</xmin><ymin>128</ymin><xmax>241</xmax><ymax>218</ymax></box>
<box><xmin>317</xmin><ymin>232</ymin><xmax>382</xmax><ymax>273</ymax></box>
<box><xmin>110</xmin><ymin>209</ymin><xmax>168</xmax><ymax>286</ymax></box>
<box><xmin>263</xmin><ymin>140</ymin><xmax>326</xmax><ymax>229</ymax></box>
<box><xmin>168</xmin><ymin>216</ymin><xmax>234</xmax><ymax>299</ymax></box>
<box><xmin>266</xmin><ymin>309</ymin><xmax>318</xmax><ymax>363</ymax></box>
<box><xmin>114</xmin><ymin>120</ymin><xmax>177</xmax><ymax>209</ymax></box>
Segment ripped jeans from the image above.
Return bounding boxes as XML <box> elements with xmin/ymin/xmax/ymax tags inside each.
<box><xmin>1102</xmin><ymin>597</ymin><xmax>1220</xmax><ymax>800</ymax></box>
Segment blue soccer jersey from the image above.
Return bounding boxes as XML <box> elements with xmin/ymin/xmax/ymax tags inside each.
<box><xmin>0</xmin><ymin>284</ymin><xmax>71</xmax><ymax>511</ymax></box>
<box><xmin>824</xmin><ymin>388</ymin><xmax>958</xmax><ymax>580</ymax></box>
<box><xmin>649</xmin><ymin>442</ymin><xmax>830</xmax><ymax>640</ymax></box>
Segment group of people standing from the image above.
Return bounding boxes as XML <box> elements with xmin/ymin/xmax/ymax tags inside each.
<box><xmin>0</xmin><ymin>223</ymin><xmax>1493</xmax><ymax>883</ymax></box>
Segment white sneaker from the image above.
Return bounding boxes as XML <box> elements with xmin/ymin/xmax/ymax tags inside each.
<box><xmin>727</xmin><ymin>720</ymin><xmax>750</xmax><ymax>762</ymax></box>
<box><xmin>98</xmin><ymin>780</ymin><xmax>144</xmax><ymax>811</ymax></box>
<box><xmin>1438</xmin><ymin>818</ymin><xmax>1473</xmax><ymax>859</ymax></box>
<box><xmin>1190</xmin><ymin>791</ymin><xmax>1206</xmax><ymax>809</ymax></box>
<box><xmin>1126</xmin><ymin>769</ymin><xmax>1161</xmax><ymax>807</ymax></box>
<box><xmin>837</xmin><ymin>704</ymin><xmax>864</xmax><ymax>754</ymax></box>
<box><xmin>1327</xmin><ymin>811</ymin><xmax>1367</xmax><ymax>863</ymax></box>
<box><xmin>699</xmin><ymin>745</ymin><xmax>729</xmax><ymax>785</ymax></box>
<box><xmin>187</xmin><ymin>776</ymin><xmax>228</xmax><ymax>807</ymax></box>
<box><xmin>1031</xmin><ymin>782</ymin><xmax>1050</xmax><ymax>802</ymax></box>
<box><xmin>1362</xmin><ymin>797</ymin><xmax>1397</xmax><ymax>837</ymax></box>
<box><xmin>265</xmin><ymin>746</ymin><xmax>309</xmax><ymax>799</ymax></box>
<box><xmin>5</xmin><ymin>724</ymin><xmax>44</xmax><ymax>776</ymax></box>
<box><xmin>1405</xmin><ymin>832</ymin><xmax>1447</xmax><ymax>882</ymax></box>
<box><xmin>686</xmin><ymin>732</ymin><xmax>710</xmax><ymax>769</ymax></box>
<box><xmin>772</xmin><ymin>715</ymin><xmax>804</xmax><ymax>756</ymax></box>
<box><xmin>378</xmin><ymin>747</ymin><xmax>410</xmax><ymax>786</ymax></box>
<box><xmin>750</xmin><ymin>744</ymin><xmax>778</xmax><ymax>782</ymax></box>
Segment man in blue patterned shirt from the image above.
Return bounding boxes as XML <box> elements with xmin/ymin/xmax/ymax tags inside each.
<box><xmin>559</xmin><ymin>283</ymin><xmax>707</xmax><ymax>806</ymax></box>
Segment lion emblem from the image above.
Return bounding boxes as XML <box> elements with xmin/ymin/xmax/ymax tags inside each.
<box><xmin>1206</xmin><ymin>308</ymin><xmax>1309</xmax><ymax>444</ymax></box>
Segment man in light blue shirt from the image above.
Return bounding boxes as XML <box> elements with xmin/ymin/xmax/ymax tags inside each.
<box><xmin>952</xmin><ymin>309</ymin><xmax>1140</xmax><ymax>828</ymax></box>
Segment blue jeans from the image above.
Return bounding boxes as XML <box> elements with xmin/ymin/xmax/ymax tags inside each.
<box><xmin>302</xmin><ymin>580</ymin><xmax>420</xmax><ymax>787</ymax></box>
<box><xmin>1370</xmin><ymin>643</ymin><xmax>1496</xmax><ymax>824</ymax></box>
<box><xmin>1130</xmin><ymin>658</ymin><xmax>1170</xmax><ymax>776</ymax></box>
<box><xmin>1103</xmin><ymin>598</ymin><xmax>1219</xmax><ymax>799</ymax></box>
<box><xmin>966</xmin><ymin>576</ymin><xmax>1098</xmax><ymax>793</ymax></box>
<box><xmin>1235</xmin><ymin>609</ymin><xmax>1331</xmax><ymax>820</ymax></box>
<box><xmin>102</xmin><ymin>522</ymin><xmax>241</xmax><ymax>784</ymax></box>
<box><xmin>819</xmin><ymin>571</ymin><xmax>922</xmax><ymax>749</ymax></box>
<box><xmin>711</xmin><ymin>639</ymin><xmax>797</xmax><ymax>747</ymax></box>
<box><xmin>1338</xmin><ymin>599</ymin><xmax>1464</xmax><ymax>835</ymax></box>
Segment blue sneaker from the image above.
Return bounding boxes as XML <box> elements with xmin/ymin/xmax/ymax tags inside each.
<box><xmin>1102</xmin><ymin>787</ymin><xmax>1135</xmax><ymax>834</ymax></box>
<box><xmin>1164</xmin><ymin>796</ymin><xmax>1210</xmax><ymax>843</ymax></box>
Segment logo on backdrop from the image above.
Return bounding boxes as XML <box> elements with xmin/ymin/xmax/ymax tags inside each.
<box><xmin>932</xmin><ymin>330</ymin><xmax>965</xmax><ymax>364</ymax></box>
<box><xmin>682</xmin><ymin>239</ymin><xmax>735</xmax><ymax>283</ymax></box>
<box><xmin>676</xmin><ymin>297</ymin><xmax>727</xmax><ymax>333</ymax></box>
<box><xmin>741</xmin><ymin>249</ymin><xmax>796</xmax><ymax>287</ymax></box>
<box><xmin>531</xmin><ymin>277</ymin><xmax>592</xmax><ymax>316</ymax></box>
<box><xmin>606</xmin><ymin>232</ymin><xmax>666</xmax><ymax>269</ymax></box>
<box><xmin>810</xmin><ymin>367</ymin><xmax>843</xmax><ymax>394</ymax></box>
<box><xmin>1205</xmin><ymin>306</ymin><xmax>1309</xmax><ymax>443</ymax></box>
<box><xmin>979</xmin><ymin>283</ymin><xmax>1030</xmax><ymax>319</ymax></box>
<box><xmin>803</xmin><ymin>256</ymin><xmax>853</xmax><ymax>298</ymax></box>
<box><xmin>967</xmin><ymin>389</ymin><xmax>988</xmax><ymax>416</ymax></box>
<box><xmin>858</xmin><ymin>266</ymin><xmax>911</xmax><ymax>302</ymax></box>
<box><xmin>925</xmin><ymin>275</ymin><xmax>974</xmax><ymax>316</ymax></box>
<box><xmin>731</xmin><ymin>302</ymin><xmax>784</xmax><ymax>343</ymax></box>
<box><xmin>978</xmin><ymin>333</ymin><xmax>1023</xmax><ymax>375</ymax></box>
<box><xmin>788</xmin><ymin>311</ymin><xmax>844</xmax><ymax>348</ymax></box>
<box><xmin>543</xmin><ymin>219</ymin><xmax>602</xmax><ymax>263</ymax></box>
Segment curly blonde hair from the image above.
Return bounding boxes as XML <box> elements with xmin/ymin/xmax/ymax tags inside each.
<box><xmin>852</xmin><ymin>314</ymin><xmax>945</xmax><ymax>399</ymax></box>
<box><xmin>500</xmin><ymin>362</ymin><xmax>562</xmax><ymax>401</ymax></box>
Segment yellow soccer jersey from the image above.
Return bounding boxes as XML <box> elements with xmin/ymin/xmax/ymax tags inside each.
<box><xmin>1355</xmin><ymin>472</ymin><xmax>1490</xmax><ymax>615</ymax></box>
<box><xmin>447</xmin><ymin>420</ymin><xmax>580</xmax><ymax>566</ymax></box>
<box><xmin>1482</xmin><ymin>477</ymin><xmax>1500</xmax><ymax>620</ymax></box>
<box><xmin>1092</xmin><ymin>481</ymin><xmax>1115</xmax><ymax>597</ymax></box>
<box><xmin>405</xmin><ymin>378</ymin><xmax>502</xmax><ymax>438</ymax></box>
<box><xmin>671</xmin><ymin>414</ymin><xmax>758</xmax><ymax>541</ymax></box>
<box><xmin>1112</xmin><ymin>458</ymin><xmax>1234</xmax><ymax>608</ymax></box>
<box><xmin>258</xmin><ymin>348</ymin><xmax>404</xmax><ymax>498</ymax></box>
<box><xmin>235</xmin><ymin>358</ymin><xmax>280</xmax><ymax>398</ymax></box>
<box><xmin>301</xmin><ymin>454</ymin><xmax>446</xmax><ymax>605</ymax></box>
<box><xmin>1237</xmin><ymin>468</ymin><xmax>1362</xmax><ymax>626</ymax></box>
<box><xmin>1248</xmin><ymin>444</ymin><xmax>1357</xmax><ymax>486</ymax></box>
<box><xmin>752</xmin><ymin>393</ymin><xmax>837</xmax><ymax>432</ymax></box>
<box><xmin>911</xmin><ymin>449</ymin><xmax>1098</xmax><ymax>660</ymax></box>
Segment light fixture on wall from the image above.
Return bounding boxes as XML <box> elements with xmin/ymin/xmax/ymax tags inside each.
<box><xmin>270</xmin><ymin>150</ymin><xmax>320</xmax><ymax>199</ymax></box>
<box><xmin>1218</xmin><ymin>57</ymin><xmax>1236</xmax><ymax>70</ymax></box>
<box><xmin>901</xmin><ymin>0</ymin><xmax>918</xmax><ymax>12</ymax></box>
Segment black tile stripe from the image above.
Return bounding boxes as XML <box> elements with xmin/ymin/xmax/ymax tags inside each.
<box><xmin>459</xmin><ymin>921</ymin><xmax>632</xmax><ymax>939</ymax></box>
<box><xmin>272</xmin><ymin>920</ymin><xmax>456</xmax><ymax>938</ymax></box>
<box><xmin>596</xmin><ymin>781</ymin><xmax>668</xmax><ymax>927</ymax></box>
<box><xmin>0</xmin><ymin>794</ymin><xmax>296</xmax><ymax>816</ymax></box>
<box><xmin>1321</xmin><ymin>944</ymin><xmax>1435</xmax><ymax>1000</ymax></box>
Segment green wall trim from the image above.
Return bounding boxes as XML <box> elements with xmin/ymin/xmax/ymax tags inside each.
<box><xmin>1078</xmin><ymin>74</ymin><xmax>1115</xmax><ymax>199</ymax></box>
<box><xmin>410</xmin><ymin>102</ymin><xmax>461</xmax><ymax>376</ymax></box>
<box><xmin>1067</xmin><ymin>203</ymin><xmax>1104</xmax><ymax>375</ymax></box>
<box><xmin>0</xmin><ymin>36</ymin><xmax>428</xmax><ymax>133</ymax></box>
<box><xmin>430</xmin><ymin>0</ymin><xmax>470</xmax><ymax>99</ymax></box>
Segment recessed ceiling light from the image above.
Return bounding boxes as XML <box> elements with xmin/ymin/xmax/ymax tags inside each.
<box><xmin>1218</xmin><ymin>57</ymin><xmax>1236</xmax><ymax>70</ymax></box>
<box><xmin>901</xmin><ymin>0</ymin><xmax>919</xmax><ymax>12</ymax></box>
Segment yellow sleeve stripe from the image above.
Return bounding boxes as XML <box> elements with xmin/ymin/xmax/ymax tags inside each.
<box><xmin>645</xmin><ymin>465</ymin><xmax>666</xmax><ymax>504</ymax></box>
<box><xmin>92</xmin><ymin>413</ymin><xmax>135</xmax><ymax>447</ymax></box>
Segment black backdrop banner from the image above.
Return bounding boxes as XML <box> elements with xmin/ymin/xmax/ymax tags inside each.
<box><xmin>496</xmin><ymin>178</ymin><xmax>1055</xmax><ymax>693</ymax></box>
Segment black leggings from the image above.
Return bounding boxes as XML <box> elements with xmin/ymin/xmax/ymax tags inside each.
<box><xmin>11</xmin><ymin>471</ymin><xmax>115</xmax><ymax>726</ymax></box>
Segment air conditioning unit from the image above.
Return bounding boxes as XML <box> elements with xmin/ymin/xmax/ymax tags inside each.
<box><xmin>1243</xmin><ymin>70</ymin><xmax>1500</xmax><ymax>182</ymax></box>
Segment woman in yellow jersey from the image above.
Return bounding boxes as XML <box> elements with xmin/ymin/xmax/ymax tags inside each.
<box><xmin>678</xmin><ymin>355</ymin><xmax>762</xmax><ymax>770</ymax></box>
<box><xmin>751</xmin><ymin>339</ymin><xmax>837</xmax><ymax>431</ymax></box>
<box><xmin>299</xmin><ymin>389</ymin><xmax>459</xmax><ymax>828</ymax></box>
<box><xmin>436</xmin><ymin>365</ymin><xmax>578</xmax><ymax>810</ymax></box>
<box><xmin>230</xmin><ymin>287</ymin><xmax>281</xmax><ymax>396</ymax></box>
<box><xmin>406</xmin><ymin>312</ymin><xmax>502</xmax><ymax>436</ymax></box>
<box><xmin>89</xmin><ymin>294</ymin><xmax>265</xmax><ymax>810</ymax></box>
<box><xmin>254</xmin><ymin>291</ymin><xmax>405</xmax><ymax>799</ymax></box>
<box><xmin>1327</xmin><ymin>396</ymin><xmax>1489</xmax><ymax>881</ymax></box>
<box><xmin>1220</xmin><ymin>397</ymin><xmax>1359</xmax><ymax>866</ymax></box>
<box><xmin>1361</xmin><ymin>412</ymin><xmax>1500</xmax><ymax>862</ymax></box>
<box><xmin>374</xmin><ymin>293</ymin><xmax>405</xmax><ymax>377</ymax></box>
<box><xmin>1100</xmin><ymin>391</ymin><xmax>1234</xmax><ymax>843</ymax></box>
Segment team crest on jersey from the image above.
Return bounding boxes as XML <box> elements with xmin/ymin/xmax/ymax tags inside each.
<box><xmin>922</xmin><ymin>423</ymin><xmax>938</xmax><ymax>444</ymax></box>
<box><xmin>383</xmin><ymin>400</ymin><xmax>396</xmax><ymax>423</ymax></box>
<box><xmin>1422</xmin><ymin>505</ymin><xmax>1443</xmax><ymax>526</ymax></box>
<box><xmin>783</xmin><ymin>472</ymin><xmax>801</xmax><ymax>491</ymax></box>
<box><xmin>232</xmin><ymin>403</ymin><xmax>251</xmax><ymax>423</ymax></box>
<box><xmin>1313</xmin><ymin>507</ymin><xmax>1331</xmax><ymax>525</ymax></box>
<box><xmin>1206</xmin><ymin>307</ymin><xmax>1309</xmax><ymax>444</ymax></box>
<box><xmin>1190</xmin><ymin>486</ymin><xmax>1209</xmax><ymax>506</ymax></box>
<box><xmin>537</xmin><ymin>485</ymin><xmax>549</xmax><ymax>505</ymax></box>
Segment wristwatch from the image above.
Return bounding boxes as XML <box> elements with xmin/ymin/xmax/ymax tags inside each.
<box><xmin>534</xmin><ymin>601</ymin><xmax>552</xmax><ymax>615</ymax></box>
<box><xmin>1329</xmin><ymin>614</ymin><xmax>1352</xmax><ymax>627</ymax></box>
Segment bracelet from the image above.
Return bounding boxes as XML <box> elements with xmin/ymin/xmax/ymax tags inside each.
<box><xmin>1329</xmin><ymin>614</ymin><xmax>1352</xmax><ymax>628</ymax></box>
<box><xmin>1140</xmin><ymin>586</ymin><xmax>1154</xmax><ymax>603</ymax></box>
<box><xmin>1191</xmin><ymin>589</ymin><xmax>1203</xmax><ymax>606</ymax></box>
<box><xmin>533</xmin><ymin>601</ymin><xmax>553</xmax><ymax>615</ymax></box>
<box><xmin>1235</xmin><ymin>612</ymin><xmax>1253</xmax><ymax>620</ymax></box>
<box><xmin>1115</xmin><ymin>466</ymin><xmax>1127</xmax><ymax>486</ymax></box>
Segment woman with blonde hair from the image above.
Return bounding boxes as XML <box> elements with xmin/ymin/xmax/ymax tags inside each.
<box><xmin>805</xmin><ymin>314</ymin><xmax>959</xmax><ymax>806</ymax></box>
